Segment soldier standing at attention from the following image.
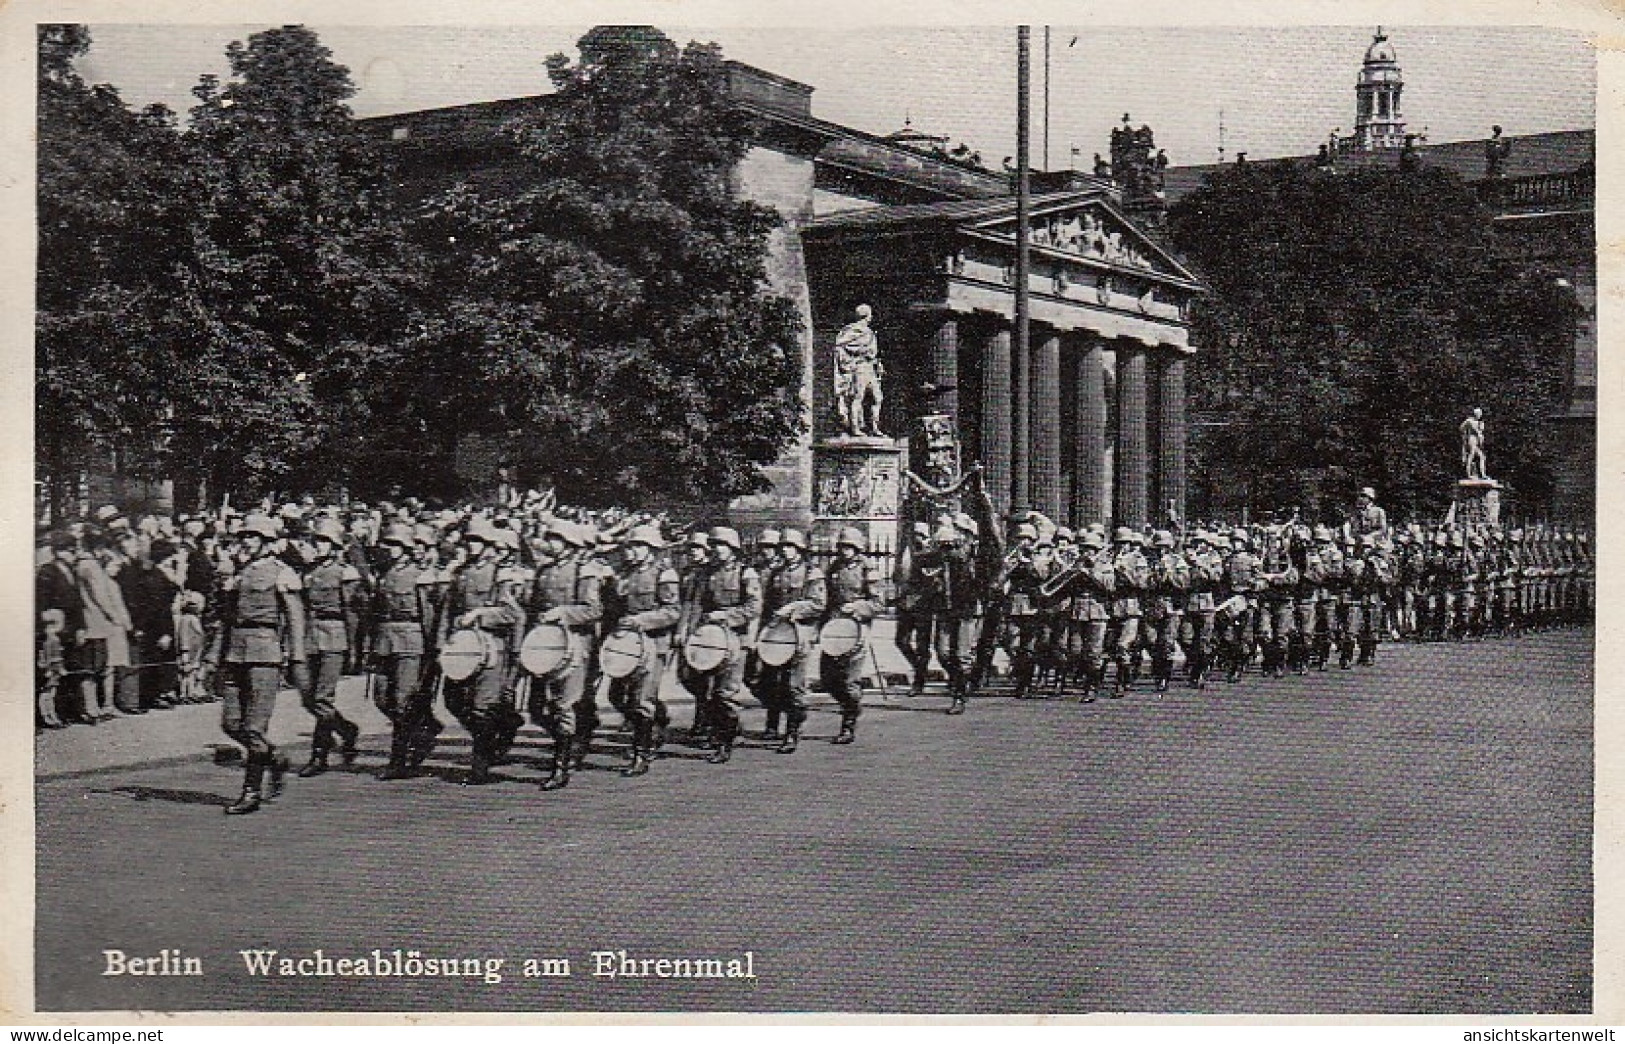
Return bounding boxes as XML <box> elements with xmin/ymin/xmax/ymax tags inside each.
<box><xmin>372</xmin><ymin>523</ymin><xmax>438</xmax><ymax>780</ymax></box>
<box><xmin>207</xmin><ymin>514</ymin><xmax>305</xmax><ymax>815</ymax></box>
<box><xmin>296</xmin><ymin>517</ymin><xmax>362</xmax><ymax>777</ymax></box>
<box><xmin>757</xmin><ymin>528</ymin><xmax>825</xmax><ymax>754</ymax></box>
<box><xmin>606</xmin><ymin>525</ymin><xmax>681</xmax><ymax>777</ymax></box>
<box><xmin>526</xmin><ymin>520</ymin><xmax>602</xmax><ymax>791</ymax></box>
<box><xmin>820</xmin><ymin>527</ymin><xmax>881</xmax><ymax>746</ymax></box>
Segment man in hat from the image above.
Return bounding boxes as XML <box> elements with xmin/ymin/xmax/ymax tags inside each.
<box><xmin>439</xmin><ymin>518</ymin><xmax>524</xmax><ymax>785</ymax></box>
<box><xmin>1348</xmin><ymin>487</ymin><xmax>1389</xmax><ymax>541</ymax></box>
<box><xmin>1256</xmin><ymin>528</ymin><xmax>1299</xmax><ymax>679</ymax></box>
<box><xmin>606</xmin><ymin>524</ymin><xmax>681</xmax><ymax>777</ymax></box>
<box><xmin>1218</xmin><ymin>528</ymin><xmax>1261</xmax><ymax>683</ymax></box>
<box><xmin>923</xmin><ymin>521</ymin><xmax>977</xmax><ymax>714</ymax></box>
<box><xmin>675</xmin><ymin>530</ymin><xmax>715</xmax><ymax>744</ymax></box>
<box><xmin>207</xmin><ymin>514</ymin><xmax>305</xmax><ymax>814</ymax></box>
<box><xmin>1178</xmin><ymin>531</ymin><xmax>1223</xmax><ymax>688</ymax></box>
<box><xmin>1143</xmin><ymin>530</ymin><xmax>1189</xmax><ymax>693</ymax></box>
<box><xmin>296</xmin><ymin>517</ymin><xmax>363</xmax><ymax>777</ymax></box>
<box><xmin>892</xmin><ymin>521</ymin><xmax>937</xmax><ymax>697</ymax></box>
<box><xmin>757</xmin><ymin>528</ymin><xmax>825</xmax><ymax>753</ymax></box>
<box><xmin>1003</xmin><ymin>522</ymin><xmax>1046</xmax><ymax>699</ymax></box>
<box><xmin>372</xmin><ymin>522</ymin><xmax>439</xmax><ymax>779</ymax></box>
<box><xmin>820</xmin><ymin>527</ymin><xmax>881</xmax><ymax>745</ymax></box>
<box><xmin>743</xmin><ymin>529</ymin><xmax>781</xmax><ymax>701</ymax></box>
<box><xmin>684</xmin><ymin>526</ymin><xmax>761</xmax><ymax>763</ymax></box>
<box><xmin>524</xmin><ymin>520</ymin><xmax>602</xmax><ymax>790</ymax></box>
<box><xmin>37</xmin><ymin>530</ymin><xmax>88</xmax><ymax>721</ymax></box>
<box><xmin>1106</xmin><ymin>528</ymin><xmax>1151</xmax><ymax>696</ymax></box>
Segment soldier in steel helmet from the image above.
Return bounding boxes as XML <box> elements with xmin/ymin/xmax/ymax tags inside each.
<box><xmin>296</xmin><ymin>516</ymin><xmax>363</xmax><ymax>777</ymax></box>
<box><xmin>524</xmin><ymin>519</ymin><xmax>603</xmax><ymax>790</ymax></box>
<box><xmin>606</xmin><ymin>524</ymin><xmax>682</xmax><ymax>777</ymax></box>
<box><xmin>1106</xmin><ymin>527</ymin><xmax>1151</xmax><ymax>696</ymax></box>
<box><xmin>686</xmin><ymin>526</ymin><xmax>762</xmax><ymax>763</ymax></box>
<box><xmin>1143</xmin><ymin>530</ymin><xmax>1189</xmax><ymax>693</ymax></box>
<box><xmin>821</xmin><ymin>526</ymin><xmax>881</xmax><ymax>745</ymax></box>
<box><xmin>675</xmin><ymin>530</ymin><xmax>715</xmax><ymax>744</ymax></box>
<box><xmin>757</xmin><ymin>527</ymin><xmax>825</xmax><ymax>753</ymax></box>
<box><xmin>205</xmin><ymin>513</ymin><xmax>306</xmax><ymax>815</ymax></box>
<box><xmin>439</xmin><ymin>518</ymin><xmax>525</xmax><ymax>785</ymax></box>
<box><xmin>372</xmin><ymin>521</ymin><xmax>439</xmax><ymax>779</ymax></box>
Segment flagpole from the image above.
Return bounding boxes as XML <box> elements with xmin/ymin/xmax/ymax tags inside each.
<box><xmin>1013</xmin><ymin>26</ymin><xmax>1032</xmax><ymax>513</ymax></box>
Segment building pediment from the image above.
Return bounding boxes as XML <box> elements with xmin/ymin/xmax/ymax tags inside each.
<box><xmin>961</xmin><ymin>195</ymin><xmax>1201</xmax><ymax>288</ymax></box>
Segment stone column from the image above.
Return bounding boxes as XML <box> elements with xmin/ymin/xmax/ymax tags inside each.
<box><xmin>1031</xmin><ymin>327</ymin><xmax>1063</xmax><ymax>521</ymax></box>
<box><xmin>981</xmin><ymin>324</ymin><xmax>1013</xmax><ymax>518</ymax></box>
<box><xmin>1156</xmin><ymin>351</ymin><xmax>1187</xmax><ymax>527</ymax></box>
<box><xmin>1072</xmin><ymin>333</ymin><xmax>1108</xmax><ymax>527</ymax></box>
<box><xmin>929</xmin><ymin>315</ymin><xmax>959</xmax><ymax>423</ymax></box>
<box><xmin>1114</xmin><ymin>343</ymin><xmax>1149</xmax><ymax>528</ymax></box>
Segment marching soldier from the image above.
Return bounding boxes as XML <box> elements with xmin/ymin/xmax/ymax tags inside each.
<box><xmin>1308</xmin><ymin>526</ymin><xmax>1345</xmax><ymax>668</ymax></box>
<box><xmin>892</xmin><ymin>521</ymin><xmax>937</xmax><ymax>696</ymax></box>
<box><xmin>758</xmin><ymin>528</ymin><xmax>825</xmax><ymax>753</ymax></box>
<box><xmin>207</xmin><ymin>513</ymin><xmax>305</xmax><ymax>815</ymax></box>
<box><xmin>924</xmin><ymin>521</ymin><xmax>979</xmax><ymax>715</ymax></box>
<box><xmin>1143</xmin><ymin>530</ymin><xmax>1189</xmax><ymax>693</ymax></box>
<box><xmin>1396</xmin><ymin>528</ymin><xmax>1426</xmax><ymax>640</ymax></box>
<box><xmin>1345</xmin><ymin>535</ymin><xmax>1391</xmax><ymax>667</ymax></box>
<box><xmin>372</xmin><ymin>522</ymin><xmax>439</xmax><ymax>780</ymax></box>
<box><xmin>675</xmin><ymin>530</ymin><xmax>714</xmax><ymax>744</ymax></box>
<box><xmin>1042</xmin><ymin>527</ymin><xmax>1079</xmax><ymax>693</ymax></box>
<box><xmin>296</xmin><ymin>517</ymin><xmax>362</xmax><ymax>777</ymax></box>
<box><xmin>1257</xmin><ymin>530</ymin><xmax>1299</xmax><ymax>679</ymax></box>
<box><xmin>1107</xmin><ymin>528</ymin><xmax>1151</xmax><ymax>697</ymax></box>
<box><xmin>525</xmin><ymin>520</ymin><xmax>602</xmax><ymax>790</ymax></box>
<box><xmin>606</xmin><ymin>524</ymin><xmax>681</xmax><ymax>777</ymax></box>
<box><xmin>820</xmin><ymin>526</ymin><xmax>881</xmax><ymax>745</ymax></box>
<box><xmin>1057</xmin><ymin>527</ymin><xmax>1114</xmax><ymax>702</ymax></box>
<box><xmin>743</xmin><ymin>529</ymin><xmax>779</xmax><ymax>712</ymax></box>
<box><xmin>1182</xmin><ymin>530</ymin><xmax>1224</xmax><ymax>688</ymax></box>
<box><xmin>1003</xmin><ymin>522</ymin><xmax>1046</xmax><ymax>699</ymax></box>
<box><xmin>439</xmin><ymin>519</ymin><xmax>525</xmax><ymax>786</ymax></box>
<box><xmin>1218</xmin><ymin>528</ymin><xmax>1260</xmax><ymax>682</ymax></box>
<box><xmin>683</xmin><ymin>526</ymin><xmax>761</xmax><ymax>763</ymax></box>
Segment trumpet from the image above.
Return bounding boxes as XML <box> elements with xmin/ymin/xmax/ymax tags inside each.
<box><xmin>1038</xmin><ymin>561</ymin><xmax>1084</xmax><ymax>600</ymax></box>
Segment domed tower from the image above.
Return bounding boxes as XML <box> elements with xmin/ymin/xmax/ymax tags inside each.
<box><xmin>1354</xmin><ymin>27</ymin><xmax>1405</xmax><ymax>150</ymax></box>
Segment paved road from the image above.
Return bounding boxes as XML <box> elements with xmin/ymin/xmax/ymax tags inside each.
<box><xmin>35</xmin><ymin>628</ymin><xmax>1593</xmax><ymax>1014</ymax></box>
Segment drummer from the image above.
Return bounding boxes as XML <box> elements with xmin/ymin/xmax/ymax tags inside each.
<box><xmin>605</xmin><ymin>524</ymin><xmax>681</xmax><ymax>777</ymax></box>
<box><xmin>742</xmin><ymin>529</ymin><xmax>780</xmax><ymax>725</ymax></box>
<box><xmin>675</xmin><ymin>531</ymin><xmax>714</xmax><ymax>745</ymax></box>
<box><xmin>525</xmin><ymin>520</ymin><xmax>602</xmax><ymax>791</ymax></box>
<box><xmin>684</xmin><ymin>526</ymin><xmax>762</xmax><ymax>764</ymax></box>
<box><xmin>821</xmin><ymin>526</ymin><xmax>882</xmax><ymax>746</ymax></box>
<box><xmin>440</xmin><ymin>518</ymin><xmax>525</xmax><ymax>786</ymax></box>
<box><xmin>758</xmin><ymin>528</ymin><xmax>826</xmax><ymax>754</ymax></box>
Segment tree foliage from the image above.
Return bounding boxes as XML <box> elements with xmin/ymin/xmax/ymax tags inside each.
<box><xmin>1167</xmin><ymin>160</ymin><xmax>1579</xmax><ymax>522</ymax></box>
<box><xmin>402</xmin><ymin>25</ymin><xmax>806</xmax><ymax>504</ymax></box>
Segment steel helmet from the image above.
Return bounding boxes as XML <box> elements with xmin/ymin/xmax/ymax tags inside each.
<box><xmin>241</xmin><ymin>514</ymin><xmax>280</xmax><ymax>540</ymax></box>
<box><xmin>626</xmin><ymin>524</ymin><xmax>664</xmax><ymax>550</ymax></box>
<box><xmin>310</xmin><ymin>517</ymin><xmax>346</xmax><ymax>545</ymax></box>
<box><xmin>758</xmin><ymin>528</ymin><xmax>781</xmax><ymax>548</ymax></box>
<box><xmin>709</xmin><ymin>526</ymin><xmax>742</xmax><ymax>551</ymax></box>
<box><xmin>780</xmin><ymin>528</ymin><xmax>809</xmax><ymax>551</ymax></box>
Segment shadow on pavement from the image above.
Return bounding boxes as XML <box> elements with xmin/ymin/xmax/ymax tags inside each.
<box><xmin>95</xmin><ymin>785</ymin><xmax>235</xmax><ymax>807</ymax></box>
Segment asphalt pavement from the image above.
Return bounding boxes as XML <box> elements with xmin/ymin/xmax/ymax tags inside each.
<box><xmin>34</xmin><ymin>626</ymin><xmax>1593</xmax><ymax>1014</ymax></box>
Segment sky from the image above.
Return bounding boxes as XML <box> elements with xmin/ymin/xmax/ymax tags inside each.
<box><xmin>75</xmin><ymin>24</ymin><xmax>1595</xmax><ymax>168</ymax></box>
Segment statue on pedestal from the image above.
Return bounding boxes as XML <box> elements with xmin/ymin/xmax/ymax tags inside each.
<box><xmin>834</xmin><ymin>304</ymin><xmax>885</xmax><ymax>437</ymax></box>
<box><xmin>1485</xmin><ymin>125</ymin><xmax>1512</xmax><ymax>179</ymax></box>
<box><xmin>1460</xmin><ymin>407</ymin><xmax>1489</xmax><ymax>480</ymax></box>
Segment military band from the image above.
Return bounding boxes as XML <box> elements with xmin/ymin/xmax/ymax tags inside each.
<box><xmin>132</xmin><ymin>489</ymin><xmax>1588</xmax><ymax>814</ymax></box>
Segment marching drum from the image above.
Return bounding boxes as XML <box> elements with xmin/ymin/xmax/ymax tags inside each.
<box><xmin>817</xmin><ymin>615</ymin><xmax>865</xmax><ymax>659</ymax></box>
<box><xmin>599</xmin><ymin>627</ymin><xmax>647</xmax><ymax>680</ymax></box>
<box><xmin>438</xmin><ymin>628</ymin><xmax>499</xmax><ymax>682</ymax></box>
<box><xmin>755</xmin><ymin>618</ymin><xmax>804</xmax><ymax>668</ymax></box>
<box><xmin>683</xmin><ymin>623</ymin><xmax>738</xmax><ymax>673</ymax></box>
<box><xmin>519</xmin><ymin>622</ymin><xmax>575</xmax><ymax>678</ymax></box>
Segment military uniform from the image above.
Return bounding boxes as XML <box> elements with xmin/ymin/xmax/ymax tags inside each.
<box><xmin>925</xmin><ymin>528</ymin><xmax>981</xmax><ymax>715</ymax></box>
<box><xmin>1181</xmin><ymin>534</ymin><xmax>1223</xmax><ymax>688</ymax></box>
<box><xmin>1107</xmin><ymin>530</ymin><xmax>1151</xmax><ymax>696</ymax></box>
<box><xmin>1059</xmin><ymin>533</ymin><xmax>1115</xmax><ymax>701</ymax></box>
<box><xmin>820</xmin><ymin>530</ymin><xmax>881</xmax><ymax>744</ymax></box>
<box><xmin>1256</xmin><ymin>538</ymin><xmax>1299</xmax><ymax>679</ymax></box>
<box><xmin>757</xmin><ymin>530</ymin><xmax>825</xmax><ymax>753</ymax></box>
<box><xmin>440</xmin><ymin>533</ymin><xmax>524</xmax><ymax>784</ymax></box>
<box><xmin>892</xmin><ymin>525</ymin><xmax>938</xmax><ymax>696</ymax></box>
<box><xmin>1218</xmin><ymin>532</ymin><xmax>1260</xmax><ymax>682</ymax></box>
<box><xmin>1003</xmin><ymin>528</ymin><xmax>1046</xmax><ymax>699</ymax></box>
<box><xmin>684</xmin><ymin>528</ymin><xmax>761</xmax><ymax>762</ymax></box>
<box><xmin>1143</xmin><ymin>533</ymin><xmax>1189</xmax><ymax>692</ymax></box>
<box><xmin>371</xmin><ymin>531</ymin><xmax>438</xmax><ymax>778</ymax></box>
<box><xmin>297</xmin><ymin>534</ymin><xmax>362</xmax><ymax>776</ymax></box>
<box><xmin>525</xmin><ymin>527</ymin><xmax>602</xmax><ymax>789</ymax></box>
<box><xmin>211</xmin><ymin>516</ymin><xmax>305</xmax><ymax>814</ymax></box>
<box><xmin>607</xmin><ymin>527</ymin><xmax>681</xmax><ymax>776</ymax></box>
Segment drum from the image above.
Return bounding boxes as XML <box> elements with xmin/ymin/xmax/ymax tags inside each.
<box><xmin>439</xmin><ymin>628</ymin><xmax>499</xmax><ymax>682</ymax></box>
<box><xmin>683</xmin><ymin>623</ymin><xmax>738</xmax><ymax>673</ymax></box>
<box><xmin>599</xmin><ymin>627</ymin><xmax>647</xmax><ymax>680</ymax></box>
<box><xmin>818</xmin><ymin>615</ymin><xmax>865</xmax><ymax>658</ymax></box>
<box><xmin>519</xmin><ymin>622</ymin><xmax>574</xmax><ymax>678</ymax></box>
<box><xmin>755</xmin><ymin>618</ymin><xmax>804</xmax><ymax>667</ymax></box>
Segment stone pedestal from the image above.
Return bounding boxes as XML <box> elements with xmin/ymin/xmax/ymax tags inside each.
<box><xmin>1454</xmin><ymin>478</ymin><xmax>1503</xmax><ymax>526</ymax></box>
<box><xmin>812</xmin><ymin>436</ymin><xmax>904</xmax><ymax>556</ymax></box>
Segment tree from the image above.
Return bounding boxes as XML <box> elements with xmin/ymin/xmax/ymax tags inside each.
<box><xmin>403</xmin><ymin>25</ymin><xmax>805</xmax><ymax>504</ymax></box>
<box><xmin>1167</xmin><ymin>160</ymin><xmax>1578</xmax><ymax>523</ymax></box>
<box><xmin>37</xmin><ymin>24</ymin><xmax>194</xmax><ymax>519</ymax></box>
<box><xmin>180</xmin><ymin>25</ymin><xmax>421</xmax><ymax>500</ymax></box>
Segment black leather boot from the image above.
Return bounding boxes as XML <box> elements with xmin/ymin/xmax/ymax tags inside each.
<box><xmin>462</xmin><ymin>723</ymin><xmax>494</xmax><ymax>786</ymax></box>
<box><xmin>266</xmin><ymin>751</ymin><xmax>291</xmax><ymax>800</ymax></box>
<box><xmin>832</xmin><ymin>716</ymin><xmax>856</xmax><ymax>745</ymax></box>
<box><xmin>762</xmin><ymin>708</ymin><xmax>782</xmax><ymax>742</ymax></box>
<box><xmin>540</xmin><ymin>736</ymin><xmax>572</xmax><ymax>790</ymax></box>
<box><xmin>298</xmin><ymin>750</ymin><xmax>329</xmax><ymax>778</ymax></box>
<box><xmin>622</xmin><ymin>720</ymin><xmax>652</xmax><ymax>777</ymax></box>
<box><xmin>572</xmin><ymin>731</ymin><xmax>592</xmax><ymax>770</ymax></box>
<box><xmin>707</xmin><ymin>726</ymin><xmax>735</xmax><ymax>764</ymax></box>
<box><xmin>226</xmin><ymin>757</ymin><xmax>266</xmax><ymax>815</ymax></box>
<box><xmin>777</xmin><ymin>724</ymin><xmax>800</xmax><ymax>753</ymax></box>
<box><xmin>336</xmin><ymin>718</ymin><xmax>361</xmax><ymax>766</ymax></box>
